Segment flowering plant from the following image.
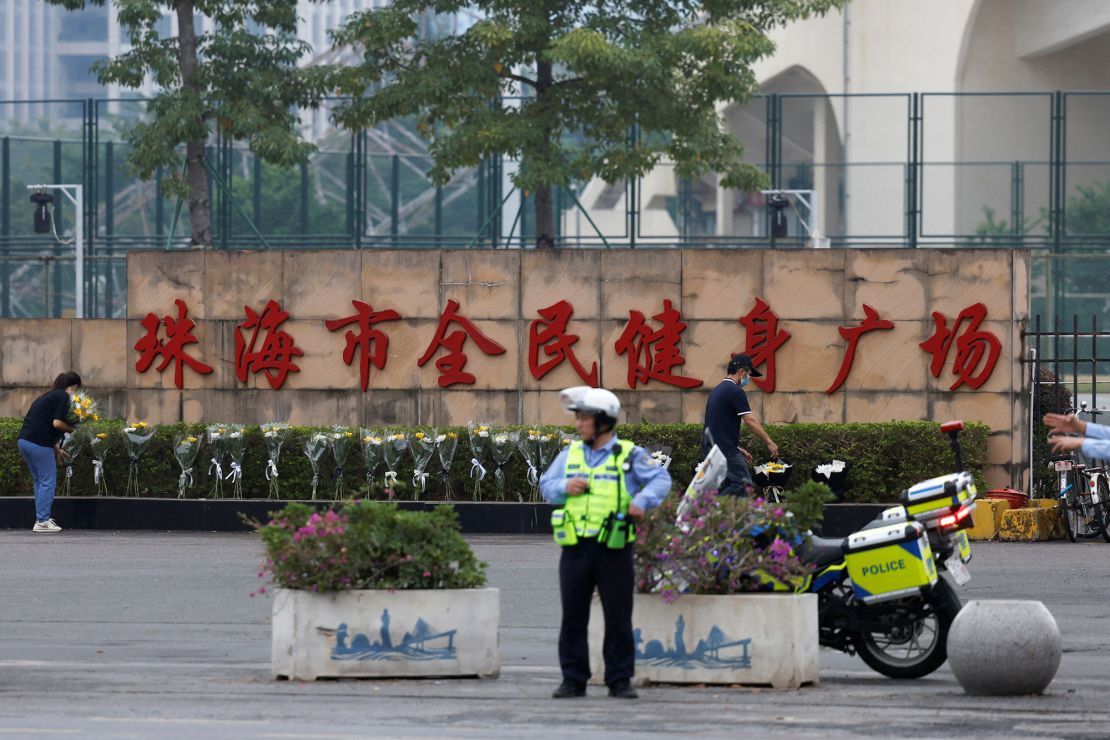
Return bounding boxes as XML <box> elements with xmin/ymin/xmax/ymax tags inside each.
<box><xmin>87</xmin><ymin>424</ymin><xmax>112</xmax><ymax>496</ymax></box>
<box><xmin>517</xmin><ymin>429</ymin><xmax>543</xmax><ymax>501</ymax></box>
<box><xmin>303</xmin><ymin>431</ymin><xmax>330</xmax><ymax>500</ymax></box>
<box><xmin>435</xmin><ymin>431</ymin><xmax>460</xmax><ymax>497</ymax></box>
<box><xmin>466</xmin><ymin>422</ymin><xmax>492</xmax><ymax>499</ymax></box>
<box><xmin>59</xmin><ymin>430</ymin><xmax>85</xmax><ymax>497</ymax></box>
<box><xmin>261</xmin><ymin>423</ymin><xmax>288</xmax><ymax>499</ymax></box>
<box><xmin>381</xmin><ymin>432</ymin><xmax>409</xmax><ymax>499</ymax></box>
<box><xmin>361</xmin><ymin>430</ymin><xmax>384</xmax><ymax>497</ymax></box>
<box><xmin>173</xmin><ymin>433</ymin><xmax>201</xmax><ymax>499</ymax></box>
<box><xmin>121</xmin><ymin>421</ymin><xmax>155</xmax><ymax>497</ymax></box>
<box><xmin>206</xmin><ymin>424</ymin><xmax>231</xmax><ymax>498</ymax></box>
<box><xmin>329</xmin><ymin>426</ymin><xmax>356</xmax><ymax>499</ymax></box>
<box><xmin>252</xmin><ymin>500</ymin><xmax>487</xmax><ymax>593</ymax></box>
<box><xmin>67</xmin><ymin>390</ymin><xmax>100</xmax><ymax>426</ymax></box>
<box><xmin>634</xmin><ymin>482</ymin><xmax>832</xmax><ymax>600</ymax></box>
<box><xmin>407</xmin><ymin>430</ymin><xmax>436</xmax><ymax>499</ymax></box>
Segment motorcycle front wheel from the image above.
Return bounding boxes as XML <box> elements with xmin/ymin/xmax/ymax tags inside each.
<box><xmin>852</xmin><ymin>577</ymin><xmax>962</xmax><ymax>679</ymax></box>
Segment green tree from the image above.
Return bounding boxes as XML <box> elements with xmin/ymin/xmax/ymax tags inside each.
<box><xmin>42</xmin><ymin>0</ymin><xmax>335</xmax><ymax>246</ymax></box>
<box><xmin>331</xmin><ymin>0</ymin><xmax>844</xmax><ymax>248</ymax></box>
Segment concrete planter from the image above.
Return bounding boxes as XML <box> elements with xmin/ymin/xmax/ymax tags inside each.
<box><xmin>589</xmin><ymin>593</ymin><xmax>819</xmax><ymax>689</ymax></box>
<box><xmin>272</xmin><ymin>587</ymin><xmax>500</xmax><ymax>680</ymax></box>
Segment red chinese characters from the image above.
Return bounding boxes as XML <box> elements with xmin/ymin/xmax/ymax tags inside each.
<box><xmin>133</xmin><ymin>298</ymin><xmax>213</xmax><ymax>389</ymax></box>
<box><xmin>235</xmin><ymin>300</ymin><xmax>303</xmax><ymax>390</ymax></box>
<box><xmin>919</xmin><ymin>302</ymin><xmax>1002</xmax><ymax>390</ymax></box>
<box><xmin>614</xmin><ymin>299</ymin><xmax>702</xmax><ymax>389</ymax></box>
<box><xmin>528</xmin><ymin>300</ymin><xmax>598</xmax><ymax>387</ymax></box>
<box><xmin>418</xmin><ymin>299</ymin><xmax>507</xmax><ymax>387</ymax></box>
<box><xmin>826</xmin><ymin>304</ymin><xmax>895</xmax><ymax>394</ymax></box>
<box><xmin>738</xmin><ymin>298</ymin><xmax>791</xmax><ymax>392</ymax></box>
<box><xmin>325</xmin><ymin>300</ymin><xmax>402</xmax><ymax>392</ymax></box>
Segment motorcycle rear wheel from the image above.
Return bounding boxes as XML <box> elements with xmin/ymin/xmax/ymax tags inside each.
<box><xmin>852</xmin><ymin>578</ymin><xmax>962</xmax><ymax>679</ymax></box>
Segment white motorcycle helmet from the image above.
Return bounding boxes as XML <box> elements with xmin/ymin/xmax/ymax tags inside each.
<box><xmin>560</xmin><ymin>386</ymin><xmax>621</xmax><ymax>433</ymax></box>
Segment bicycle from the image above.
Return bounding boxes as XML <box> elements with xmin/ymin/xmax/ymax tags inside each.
<box><xmin>1050</xmin><ymin>405</ymin><xmax>1110</xmax><ymax>543</ymax></box>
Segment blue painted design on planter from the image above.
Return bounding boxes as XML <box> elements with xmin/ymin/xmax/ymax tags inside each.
<box><xmin>331</xmin><ymin>609</ymin><xmax>458</xmax><ymax>662</ymax></box>
<box><xmin>634</xmin><ymin>614</ymin><xmax>752</xmax><ymax>670</ymax></box>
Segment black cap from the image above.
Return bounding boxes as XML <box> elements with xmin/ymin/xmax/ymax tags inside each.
<box><xmin>727</xmin><ymin>354</ymin><xmax>762</xmax><ymax>377</ymax></box>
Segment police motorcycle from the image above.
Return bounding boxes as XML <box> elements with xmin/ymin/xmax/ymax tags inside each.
<box><xmin>683</xmin><ymin>420</ymin><xmax>976</xmax><ymax>679</ymax></box>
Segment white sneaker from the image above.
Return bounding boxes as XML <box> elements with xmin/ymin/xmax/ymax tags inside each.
<box><xmin>32</xmin><ymin>519</ymin><xmax>62</xmax><ymax>533</ymax></box>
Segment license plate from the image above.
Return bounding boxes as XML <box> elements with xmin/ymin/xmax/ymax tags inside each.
<box><xmin>1054</xmin><ymin>460</ymin><xmax>1073</xmax><ymax>471</ymax></box>
<box><xmin>946</xmin><ymin>554</ymin><xmax>971</xmax><ymax>585</ymax></box>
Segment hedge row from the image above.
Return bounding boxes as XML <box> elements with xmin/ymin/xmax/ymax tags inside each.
<box><xmin>0</xmin><ymin>418</ymin><xmax>988</xmax><ymax>503</ymax></box>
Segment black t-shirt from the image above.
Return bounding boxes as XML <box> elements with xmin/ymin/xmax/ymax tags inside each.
<box><xmin>19</xmin><ymin>389</ymin><xmax>71</xmax><ymax>447</ymax></box>
<box><xmin>702</xmin><ymin>379</ymin><xmax>752</xmax><ymax>452</ymax></box>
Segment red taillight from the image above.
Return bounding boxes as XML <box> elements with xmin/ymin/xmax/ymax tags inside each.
<box><xmin>939</xmin><ymin>505</ymin><xmax>974</xmax><ymax>531</ymax></box>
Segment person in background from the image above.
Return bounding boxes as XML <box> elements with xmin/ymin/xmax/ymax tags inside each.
<box><xmin>701</xmin><ymin>354</ymin><xmax>779</xmax><ymax>496</ymax></box>
<box><xmin>1044</xmin><ymin>411</ymin><xmax>1110</xmax><ymax>457</ymax></box>
<box><xmin>18</xmin><ymin>371</ymin><xmax>81</xmax><ymax>533</ymax></box>
<box><xmin>540</xmin><ymin>386</ymin><xmax>672</xmax><ymax>700</ymax></box>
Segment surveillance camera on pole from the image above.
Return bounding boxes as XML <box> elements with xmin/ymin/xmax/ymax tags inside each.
<box><xmin>28</xmin><ymin>184</ymin><xmax>84</xmax><ymax>318</ymax></box>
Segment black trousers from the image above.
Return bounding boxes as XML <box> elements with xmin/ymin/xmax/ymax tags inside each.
<box><xmin>558</xmin><ymin>538</ymin><xmax>635</xmax><ymax>686</ymax></box>
<box><xmin>702</xmin><ymin>429</ymin><xmax>752</xmax><ymax>497</ymax></box>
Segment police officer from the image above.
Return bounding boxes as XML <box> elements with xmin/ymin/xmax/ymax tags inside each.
<box><xmin>540</xmin><ymin>386</ymin><xmax>672</xmax><ymax>699</ymax></box>
<box><xmin>702</xmin><ymin>354</ymin><xmax>779</xmax><ymax>496</ymax></box>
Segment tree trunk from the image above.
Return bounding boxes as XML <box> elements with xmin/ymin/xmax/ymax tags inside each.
<box><xmin>534</xmin><ymin>58</ymin><xmax>556</xmax><ymax>249</ymax></box>
<box><xmin>175</xmin><ymin>0</ymin><xmax>212</xmax><ymax>247</ymax></box>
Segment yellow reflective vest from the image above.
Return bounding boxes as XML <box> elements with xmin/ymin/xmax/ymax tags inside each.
<box><xmin>557</xmin><ymin>440</ymin><xmax>636</xmax><ymax>541</ymax></box>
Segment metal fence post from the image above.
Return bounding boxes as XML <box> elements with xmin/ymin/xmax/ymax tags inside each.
<box><xmin>1</xmin><ymin>136</ymin><xmax>9</xmax><ymax>317</ymax></box>
<box><xmin>300</xmin><ymin>161</ymin><xmax>309</xmax><ymax>236</ymax></box>
<box><xmin>53</xmin><ymin>139</ymin><xmax>63</xmax><ymax>317</ymax></box>
<box><xmin>390</xmin><ymin>154</ymin><xmax>400</xmax><ymax>246</ymax></box>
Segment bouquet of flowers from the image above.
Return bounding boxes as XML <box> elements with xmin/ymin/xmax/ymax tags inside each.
<box><xmin>59</xmin><ymin>430</ymin><xmax>85</xmax><ymax>497</ymax></box>
<box><xmin>261</xmin><ymin>423</ymin><xmax>288</xmax><ymax>499</ymax></box>
<box><xmin>174</xmin><ymin>432</ymin><xmax>201</xmax><ymax>499</ymax></box>
<box><xmin>224</xmin><ymin>424</ymin><xmax>247</xmax><ymax>499</ymax></box>
<box><xmin>329</xmin><ymin>426</ymin><xmax>356</xmax><ymax>500</ymax></box>
<box><xmin>88</xmin><ymin>425</ymin><xmax>111</xmax><ymax>496</ymax></box>
<box><xmin>537</xmin><ymin>428</ymin><xmax>562</xmax><ymax>472</ymax></box>
<box><xmin>361</xmin><ymin>430</ymin><xmax>384</xmax><ymax>498</ymax></box>
<box><xmin>381</xmin><ymin>431</ymin><xmax>409</xmax><ymax>499</ymax></box>
<box><xmin>121</xmin><ymin>421</ymin><xmax>155</xmax><ymax>497</ymax></box>
<box><xmin>517</xmin><ymin>429</ymin><xmax>543</xmax><ymax>501</ymax></box>
<box><xmin>207</xmin><ymin>424</ymin><xmax>230</xmax><ymax>498</ymax></box>
<box><xmin>490</xmin><ymin>429</ymin><xmax>519</xmax><ymax>501</ymax></box>
<box><xmin>435</xmin><ymin>431</ymin><xmax>460</xmax><ymax>498</ymax></box>
<box><xmin>467</xmin><ymin>422</ymin><xmax>492</xmax><ymax>499</ymax></box>
<box><xmin>408</xmin><ymin>430</ymin><xmax>436</xmax><ymax>499</ymax></box>
<box><xmin>304</xmin><ymin>431</ymin><xmax>330</xmax><ymax>501</ymax></box>
<box><xmin>67</xmin><ymin>390</ymin><xmax>100</xmax><ymax>426</ymax></box>
<box><xmin>647</xmin><ymin>445</ymin><xmax>674</xmax><ymax>470</ymax></box>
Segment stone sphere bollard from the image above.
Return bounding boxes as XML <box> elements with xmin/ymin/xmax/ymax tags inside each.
<box><xmin>947</xmin><ymin>600</ymin><xmax>1061</xmax><ymax>695</ymax></box>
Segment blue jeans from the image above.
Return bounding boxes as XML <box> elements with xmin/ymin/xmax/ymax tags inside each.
<box><xmin>18</xmin><ymin>439</ymin><xmax>57</xmax><ymax>522</ymax></box>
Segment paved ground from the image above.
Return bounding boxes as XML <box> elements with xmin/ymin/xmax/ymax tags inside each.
<box><xmin>0</xmin><ymin>532</ymin><xmax>1108</xmax><ymax>738</ymax></box>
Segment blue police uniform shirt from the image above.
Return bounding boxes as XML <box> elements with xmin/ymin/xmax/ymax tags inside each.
<box><xmin>539</xmin><ymin>434</ymin><xmax>671</xmax><ymax>512</ymax></box>
<box><xmin>1079</xmin><ymin>421</ymin><xmax>1110</xmax><ymax>461</ymax></box>
<box><xmin>702</xmin><ymin>378</ymin><xmax>752</xmax><ymax>452</ymax></box>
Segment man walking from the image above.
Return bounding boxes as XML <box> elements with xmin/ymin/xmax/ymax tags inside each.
<box><xmin>540</xmin><ymin>386</ymin><xmax>672</xmax><ymax>699</ymax></box>
<box><xmin>702</xmin><ymin>354</ymin><xmax>779</xmax><ymax>496</ymax></box>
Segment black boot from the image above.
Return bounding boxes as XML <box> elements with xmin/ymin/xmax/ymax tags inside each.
<box><xmin>552</xmin><ymin>679</ymin><xmax>586</xmax><ymax>698</ymax></box>
<box><xmin>607</xmin><ymin>679</ymin><xmax>638</xmax><ymax>699</ymax></box>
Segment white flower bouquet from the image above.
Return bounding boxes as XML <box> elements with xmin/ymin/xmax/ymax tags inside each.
<box><xmin>304</xmin><ymin>431</ymin><xmax>330</xmax><ymax>501</ymax></box>
<box><xmin>329</xmin><ymin>426</ymin><xmax>356</xmax><ymax>500</ymax></box>
<box><xmin>435</xmin><ymin>431</ymin><xmax>460</xmax><ymax>498</ymax></box>
<box><xmin>261</xmin><ymin>423</ymin><xmax>288</xmax><ymax>499</ymax></box>
<box><xmin>408</xmin><ymin>430</ymin><xmax>436</xmax><ymax>499</ymax></box>
<box><xmin>206</xmin><ymin>424</ymin><xmax>231</xmax><ymax>498</ymax></box>
<box><xmin>467</xmin><ymin>422</ymin><xmax>492</xmax><ymax>499</ymax></box>
<box><xmin>121</xmin><ymin>421</ymin><xmax>155</xmax><ymax>497</ymax></box>
<box><xmin>174</xmin><ymin>433</ymin><xmax>201</xmax><ymax>499</ymax></box>
<box><xmin>88</xmin><ymin>425</ymin><xmax>112</xmax><ymax>496</ymax></box>
<box><xmin>59</xmin><ymin>430</ymin><xmax>84</xmax><ymax>497</ymax></box>
<box><xmin>361</xmin><ymin>430</ymin><xmax>384</xmax><ymax>498</ymax></box>
<box><xmin>490</xmin><ymin>429</ymin><xmax>519</xmax><ymax>501</ymax></box>
<box><xmin>224</xmin><ymin>424</ymin><xmax>247</xmax><ymax>499</ymax></box>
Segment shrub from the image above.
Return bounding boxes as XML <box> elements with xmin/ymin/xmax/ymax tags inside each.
<box><xmin>0</xmin><ymin>418</ymin><xmax>989</xmax><ymax>503</ymax></box>
<box><xmin>634</xmin><ymin>482</ymin><xmax>833</xmax><ymax>598</ymax></box>
<box><xmin>253</xmin><ymin>500</ymin><xmax>487</xmax><ymax>592</ymax></box>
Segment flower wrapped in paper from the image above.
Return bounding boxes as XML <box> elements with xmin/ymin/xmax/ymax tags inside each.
<box><xmin>360</xmin><ymin>430</ymin><xmax>384</xmax><ymax>498</ymax></box>
<box><xmin>647</xmin><ymin>445</ymin><xmax>674</xmax><ymax>470</ymax></box>
<box><xmin>87</xmin><ymin>424</ymin><xmax>112</xmax><ymax>496</ymax></box>
<box><xmin>224</xmin><ymin>424</ymin><xmax>247</xmax><ymax>499</ymax></box>
<box><xmin>173</xmin><ymin>433</ymin><xmax>201</xmax><ymax>499</ymax></box>
<box><xmin>517</xmin><ymin>429</ymin><xmax>543</xmax><ymax>501</ymax></box>
<box><xmin>67</xmin><ymin>390</ymin><xmax>100</xmax><ymax>427</ymax></box>
<box><xmin>303</xmin><ymin>431</ymin><xmax>330</xmax><ymax>501</ymax></box>
<box><xmin>329</xmin><ymin>426</ymin><xmax>356</xmax><ymax>500</ymax></box>
<box><xmin>408</xmin><ymin>430</ymin><xmax>436</xmax><ymax>499</ymax></box>
<box><xmin>206</xmin><ymin>424</ymin><xmax>231</xmax><ymax>498</ymax></box>
<box><xmin>121</xmin><ymin>421</ymin><xmax>155</xmax><ymax>497</ymax></box>
<box><xmin>59</xmin><ymin>430</ymin><xmax>85</xmax><ymax>497</ymax></box>
<box><xmin>466</xmin><ymin>422</ymin><xmax>492</xmax><ymax>500</ymax></box>
<box><xmin>381</xmin><ymin>432</ymin><xmax>409</xmax><ymax>499</ymax></box>
<box><xmin>261</xmin><ymin>423</ymin><xmax>288</xmax><ymax>499</ymax></box>
<box><xmin>435</xmin><ymin>431</ymin><xmax>459</xmax><ymax>498</ymax></box>
<box><xmin>489</xmin><ymin>429</ymin><xmax>519</xmax><ymax>501</ymax></box>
